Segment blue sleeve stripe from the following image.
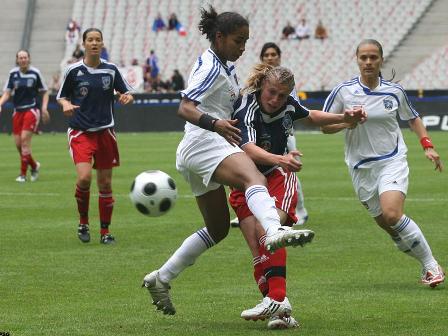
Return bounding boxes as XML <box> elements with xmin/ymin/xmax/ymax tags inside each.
<box><xmin>323</xmin><ymin>79</ymin><xmax>357</xmax><ymax>112</ymax></box>
<box><xmin>186</xmin><ymin>58</ymin><xmax>220</xmax><ymax>100</ymax></box>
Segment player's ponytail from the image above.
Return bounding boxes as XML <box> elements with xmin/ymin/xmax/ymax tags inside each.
<box><xmin>198</xmin><ymin>5</ymin><xmax>248</xmax><ymax>43</ymax></box>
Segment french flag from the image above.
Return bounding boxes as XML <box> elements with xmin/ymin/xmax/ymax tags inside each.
<box><xmin>176</xmin><ymin>22</ymin><xmax>187</xmax><ymax>36</ymax></box>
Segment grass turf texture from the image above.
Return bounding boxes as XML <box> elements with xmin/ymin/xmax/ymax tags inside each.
<box><xmin>0</xmin><ymin>130</ymin><xmax>446</xmax><ymax>335</ymax></box>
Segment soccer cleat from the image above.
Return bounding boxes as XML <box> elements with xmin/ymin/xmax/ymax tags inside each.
<box><xmin>267</xmin><ymin>315</ymin><xmax>300</xmax><ymax>329</ymax></box>
<box><xmin>30</xmin><ymin>161</ymin><xmax>40</xmax><ymax>182</ymax></box>
<box><xmin>294</xmin><ymin>207</ymin><xmax>309</xmax><ymax>226</ymax></box>
<box><xmin>264</xmin><ymin>226</ymin><xmax>314</xmax><ymax>253</ymax></box>
<box><xmin>230</xmin><ymin>217</ymin><xmax>240</xmax><ymax>228</ymax></box>
<box><xmin>15</xmin><ymin>175</ymin><xmax>26</xmax><ymax>183</ymax></box>
<box><xmin>420</xmin><ymin>264</ymin><xmax>445</xmax><ymax>288</ymax></box>
<box><xmin>100</xmin><ymin>233</ymin><xmax>115</xmax><ymax>244</ymax></box>
<box><xmin>77</xmin><ymin>224</ymin><xmax>90</xmax><ymax>243</ymax></box>
<box><xmin>142</xmin><ymin>270</ymin><xmax>176</xmax><ymax>315</ymax></box>
<box><xmin>241</xmin><ymin>296</ymin><xmax>292</xmax><ymax>321</ymax></box>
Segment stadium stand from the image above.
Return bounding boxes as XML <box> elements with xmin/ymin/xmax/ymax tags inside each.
<box><xmin>1</xmin><ymin>0</ymin><xmax>446</xmax><ymax>92</ymax></box>
<box><xmin>66</xmin><ymin>0</ymin><xmax>437</xmax><ymax>91</ymax></box>
<box><xmin>402</xmin><ymin>45</ymin><xmax>448</xmax><ymax>90</ymax></box>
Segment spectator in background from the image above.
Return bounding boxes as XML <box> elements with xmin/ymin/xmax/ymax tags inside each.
<box><xmin>171</xmin><ymin>69</ymin><xmax>185</xmax><ymax>92</ymax></box>
<box><xmin>295</xmin><ymin>19</ymin><xmax>311</xmax><ymax>40</ymax></box>
<box><xmin>72</xmin><ymin>44</ymin><xmax>84</xmax><ymax>60</ymax></box>
<box><xmin>152</xmin><ymin>14</ymin><xmax>166</xmax><ymax>32</ymax></box>
<box><xmin>314</xmin><ymin>20</ymin><xmax>328</xmax><ymax>40</ymax></box>
<box><xmin>65</xmin><ymin>19</ymin><xmax>80</xmax><ymax>58</ymax></box>
<box><xmin>100</xmin><ymin>46</ymin><xmax>109</xmax><ymax>61</ymax></box>
<box><xmin>49</xmin><ymin>72</ymin><xmax>61</xmax><ymax>95</ymax></box>
<box><xmin>281</xmin><ymin>22</ymin><xmax>295</xmax><ymax>40</ymax></box>
<box><xmin>168</xmin><ymin>13</ymin><xmax>179</xmax><ymax>30</ymax></box>
<box><xmin>146</xmin><ymin>50</ymin><xmax>160</xmax><ymax>86</ymax></box>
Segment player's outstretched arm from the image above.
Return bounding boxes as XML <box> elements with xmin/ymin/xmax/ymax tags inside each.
<box><xmin>409</xmin><ymin>117</ymin><xmax>443</xmax><ymax>172</ymax></box>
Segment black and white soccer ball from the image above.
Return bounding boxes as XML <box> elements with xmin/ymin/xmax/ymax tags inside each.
<box><xmin>129</xmin><ymin>170</ymin><xmax>177</xmax><ymax>217</ymax></box>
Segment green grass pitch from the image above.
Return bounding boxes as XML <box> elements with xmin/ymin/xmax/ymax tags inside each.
<box><xmin>0</xmin><ymin>130</ymin><xmax>446</xmax><ymax>335</ymax></box>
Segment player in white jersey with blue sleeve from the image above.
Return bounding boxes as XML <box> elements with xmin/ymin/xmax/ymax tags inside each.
<box><xmin>142</xmin><ymin>6</ymin><xmax>315</xmax><ymax>316</ymax></box>
<box><xmin>322</xmin><ymin>39</ymin><xmax>444</xmax><ymax>287</ymax></box>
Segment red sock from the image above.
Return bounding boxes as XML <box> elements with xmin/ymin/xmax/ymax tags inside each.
<box><xmin>20</xmin><ymin>154</ymin><xmax>27</xmax><ymax>176</ymax></box>
<box><xmin>24</xmin><ymin>154</ymin><xmax>37</xmax><ymax>170</ymax></box>
<box><xmin>259</xmin><ymin>237</ymin><xmax>287</xmax><ymax>302</ymax></box>
<box><xmin>99</xmin><ymin>190</ymin><xmax>114</xmax><ymax>235</ymax></box>
<box><xmin>75</xmin><ymin>184</ymin><xmax>90</xmax><ymax>225</ymax></box>
<box><xmin>253</xmin><ymin>257</ymin><xmax>268</xmax><ymax>297</ymax></box>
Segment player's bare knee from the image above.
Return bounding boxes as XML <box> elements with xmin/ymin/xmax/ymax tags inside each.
<box><xmin>382</xmin><ymin>209</ymin><xmax>402</xmax><ymax>226</ymax></box>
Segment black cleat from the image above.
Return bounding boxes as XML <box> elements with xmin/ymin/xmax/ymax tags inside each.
<box><xmin>100</xmin><ymin>233</ymin><xmax>115</xmax><ymax>244</ymax></box>
<box><xmin>78</xmin><ymin>224</ymin><xmax>90</xmax><ymax>243</ymax></box>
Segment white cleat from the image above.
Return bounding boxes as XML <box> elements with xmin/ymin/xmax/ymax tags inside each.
<box><xmin>30</xmin><ymin>161</ymin><xmax>40</xmax><ymax>182</ymax></box>
<box><xmin>267</xmin><ymin>315</ymin><xmax>300</xmax><ymax>329</ymax></box>
<box><xmin>241</xmin><ymin>296</ymin><xmax>292</xmax><ymax>321</ymax></box>
<box><xmin>15</xmin><ymin>175</ymin><xmax>26</xmax><ymax>183</ymax></box>
<box><xmin>142</xmin><ymin>270</ymin><xmax>176</xmax><ymax>315</ymax></box>
<box><xmin>420</xmin><ymin>264</ymin><xmax>445</xmax><ymax>288</ymax></box>
<box><xmin>264</xmin><ymin>226</ymin><xmax>314</xmax><ymax>253</ymax></box>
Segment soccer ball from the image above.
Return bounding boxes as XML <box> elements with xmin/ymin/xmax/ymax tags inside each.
<box><xmin>129</xmin><ymin>170</ymin><xmax>178</xmax><ymax>217</ymax></box>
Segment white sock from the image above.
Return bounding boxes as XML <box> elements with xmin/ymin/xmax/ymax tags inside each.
<box><xmin>295</xmin><ymin>177</ymin><xmax>306</xmax><ymax>213</ymax></box>
<box><xmin>245</xmin><ymin>185</ymin><xmax>280</xmax><ymax>236</ymax></box>
<box><xmin>286</xmin><ymin>134</ymin><xmax>297</xmax><ymax>152</ymax></box>
<box><xmin>391</xmin><ymin>235</ymin><xmax>418</xmax><ymax>260</ymax></box>
<box><xmin>391</xmin><ymin>215</ymin><xmax>438</xmax><ymax>269</ymax></box>
<box><xmin>158</xmin><ymin>227</ymin><xmax>215</xmax><ymax>283</ymax></box>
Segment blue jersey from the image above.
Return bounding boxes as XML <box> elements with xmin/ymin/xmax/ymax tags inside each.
<box><xmin>233</xmin><ymin>93</ymin><xmax>309</xmax><ymax>174</ymax></box>
<box><xmin>4</xmin><ymin>66</ymin><xmax>47</xmax><ymax>112</ymax></box>
<box><xmin>57</xmin><ymin>59</ymin><xmax>133</xmax><ymax>131</ymax></box>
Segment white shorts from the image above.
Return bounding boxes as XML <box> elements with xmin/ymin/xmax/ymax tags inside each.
<box><xmin>350</xmin><ymin>157</ymin><xmax>409</xmax><ymax>217</ymax></box>
<box><xmin>176</xmin><ymin>132</ymin><xmax>243</xmax><ymax>196</ymax></box>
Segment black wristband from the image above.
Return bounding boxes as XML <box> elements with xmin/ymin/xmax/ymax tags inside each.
<box><xmin>198</xmin><ymin>113</ymin><xmax>218</xmax><ymax>132</ymax></box>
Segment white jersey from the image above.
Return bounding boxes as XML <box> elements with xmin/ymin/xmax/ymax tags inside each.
<box><xmin>323</xmin><ymin>76</ymin><xmax>419</xmax><ymax>169</ymax></box>
<box><xmin>181</xmin><ymin>48</ymin><xmax>240</xmax><ymax>137</ymax></box>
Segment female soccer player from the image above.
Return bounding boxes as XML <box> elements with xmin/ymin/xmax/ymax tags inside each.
<box><xmin>231</xmin><ymin>63</ymin><xmax>366</xmax><ymax>329</ymax></box>
<box><xmin>142</xmin><ymin>6</ymin><xmax>315</xmax><ymax>316</ymax></box>
<box><xmin>57</xmin><ymin>28</ymin><xmax>134</xmax><ymax>244</ymax></box>
<box><xmin>231</xmin><ymin>42</ymin><xmax>308</xmax><ymax>228</ymax></box>
<box><xmin>0</xmin><ymin>50</ymin><xmax>50</xmax><ymax>182</ymax></box>
<box><xmin>322</xmin><ymin>39</ymin><xmax>444</xmax><ymax>287</ymax></box>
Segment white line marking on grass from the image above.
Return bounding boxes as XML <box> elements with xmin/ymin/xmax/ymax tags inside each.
<box><xmin>1</xmin><ymin>192</ymin><xmax>446</xmax><ymax>203</ymax></box>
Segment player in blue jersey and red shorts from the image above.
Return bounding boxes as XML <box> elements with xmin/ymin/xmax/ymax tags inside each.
<box><xmin>229</xmin><ymin>63</ymin><xmax>366</xmax><ymax>328</ymax></box>
<box><xmin>57</xmin><ymin>28</ymin><xmax>134</xmax><ymax>244</ymax></box>
<box><xmin>0</xmin><ymin>50</ymin><xmax>50</xmax><ymax>182</ymax></box>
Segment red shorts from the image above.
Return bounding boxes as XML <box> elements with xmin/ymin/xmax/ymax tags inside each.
<box><xmin>229</xmin><ymin>167</ymin><xmax>298</xmax><ymax>226</ymax></box>
<box><xmin>68</xmin><ymin>128</ymin><xmax>120</xmax><ymax>169</ymax></box>
<box><xmin>12</xmin><ymin>109</ymin><xmax>40</xmax><ymax>135</ymax></box>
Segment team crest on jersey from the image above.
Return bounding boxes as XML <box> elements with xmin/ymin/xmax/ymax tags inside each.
<box><xmin>282</xmin><ymin>114</ymin><xmax>293</xmax><ymax>135</ymax></box>
<box><xmin>79</xmin><ymin>86</ymin><xmax>89</xmax><ymax>96</ymax></box>
<box><xmin>383</xmin><ymin>98</ymin><xmax>393</xmax><ymax>110</ymax></box>
<box><xmin>27</xmin><ymin>78</ymin><xmax>34</xmax><ymax>87</ymax></box>
<box><xmin>259</xmin><ymin>134</ymin><xmax>272</xmax><ymax>151</ymax></box>
<box><xmin>102</xmin><ymin>76</ymin><xmax>111</xmax><ymax>90</ymax></box>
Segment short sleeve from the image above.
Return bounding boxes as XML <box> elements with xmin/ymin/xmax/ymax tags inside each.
<box><xmin>323</xmin><ymin>86</ymin><xmax>344</xmax><ymax>114</ymax></box>
<box><xmin>113</xmin><ymin>66</ymin><xmax>134</xmax><ymax>94</ymax></box>
<box><xmin>397</xmin><ymin>85</ymin><xmax>419</xmax><ymax>120</ymax></box>
<box><xmin>233</xmin><ymin>95</ymin><xmax>256</xmax><ymax>147</ymax></box>
<box><xmin>4</xmin><ymin>73</ymin><xmax>14</xmax><ymax>92</ymax></box>
<box><xmin>57</xmin><ymin>68</ymin><xmax>74</xmax><ymax>100</ymax></box>
<box><xmin>181</xmin><ymin>58</ymin><xmax>221</xmax><ymax>104</ymax></box>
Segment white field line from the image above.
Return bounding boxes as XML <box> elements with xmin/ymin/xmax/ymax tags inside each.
<box><xmin>0</xmin><ymin>192</ymin><xmax>446</xmax><ymax>203</ymax></box>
